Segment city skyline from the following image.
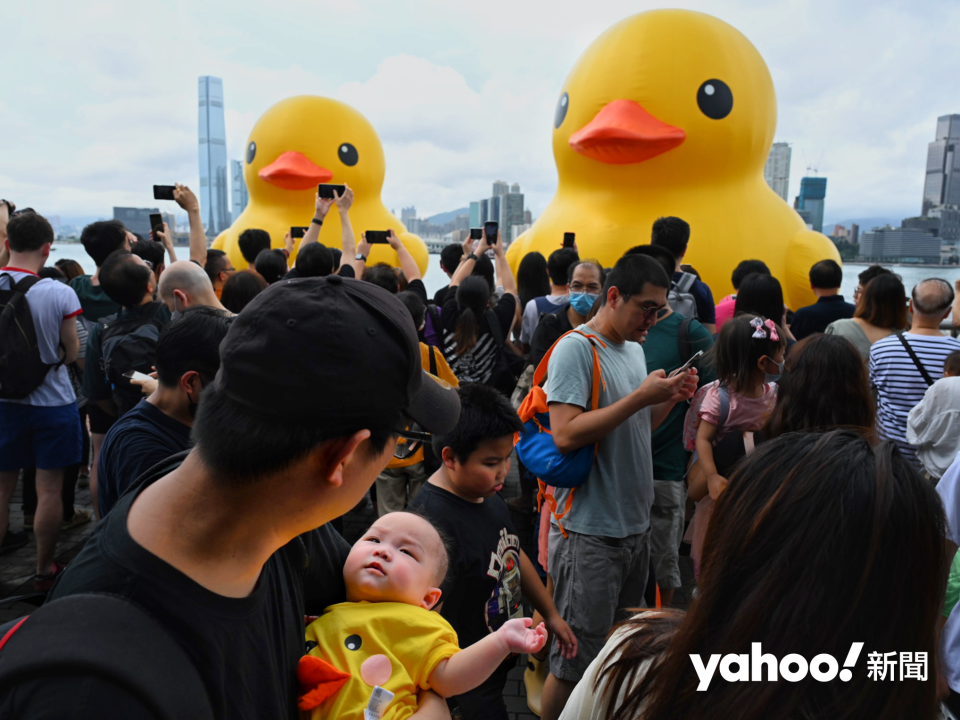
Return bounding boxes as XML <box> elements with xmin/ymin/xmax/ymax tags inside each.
<box><xmin>198</xmin><ymin>76</ymin><xmax>230</xmax><ymax>236</ymax></box>
<box><xmin>3</xmin><ymin>1</ymin><xmax>959</xmax><ymax>226</ymax></box>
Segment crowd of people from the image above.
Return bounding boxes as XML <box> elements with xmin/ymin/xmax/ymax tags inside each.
<box><xmin>2</xmin><ymin>185</ymin><xmax>960</xmax><ymax>720</ymax></box>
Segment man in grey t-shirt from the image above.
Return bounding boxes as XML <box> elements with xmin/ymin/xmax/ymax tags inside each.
<box><xmin>540</xmin><ymin>254</ymin><xmax>698</xmax><ymax>720</ymax></box>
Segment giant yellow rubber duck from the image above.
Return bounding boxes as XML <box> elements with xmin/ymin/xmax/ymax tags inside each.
<box><xmin>213</xmin><ymin>96</ymin><xmax>428</xmax><ymax>274</ymax></box>
<box><xmin>507</xmin><ymin>10</ymin><xmax>839</xmax><ymax>310</ymax></box>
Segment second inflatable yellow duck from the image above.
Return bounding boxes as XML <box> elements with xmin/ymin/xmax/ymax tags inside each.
<box><xmin>213</xmin><ymin>96</ymin><xmax>428</xmax><ymax>275</ymax></box>
<box><xmin>507</xmin><ymin>10</ymin><xmax>839</xmax><ymax>310</ymax></box>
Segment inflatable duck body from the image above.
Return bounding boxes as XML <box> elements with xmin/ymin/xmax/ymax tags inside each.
<box><xmin>507</xmin><ymin>10</ymin><xmax>839</xmax><ymax>310</ymax></box>
<box><xmin>213</xmin><ymin>96</ymin><xmax>428</xmax><ymax>275</ymax></box>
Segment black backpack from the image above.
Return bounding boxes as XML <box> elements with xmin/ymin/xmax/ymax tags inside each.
<box><xmin>99</xmin><ymin>301</ymin><xmax>165</xmax><ymax>417</ymax></box>
<box><xmin>0</xmin><ymin>273</ymin><xmax>61</xmax><ymax>400</ymax></box>
<box><xmin>0</xmin><ymin>593</ymin><xmax>213</xmax><ymax>719</ymax></box>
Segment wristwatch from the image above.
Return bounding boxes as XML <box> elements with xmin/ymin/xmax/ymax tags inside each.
<box><xmin>466</xmin><ymin>252</ymin><xmax>479</xmax><ymax>262</ymax></box>
<box><xmin>355</xmin><ymin>253</ymin><xmax>367</xmax><ymax>263</ymax></box>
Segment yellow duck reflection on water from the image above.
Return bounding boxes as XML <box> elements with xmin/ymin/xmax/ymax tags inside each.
<box><xmin>507</xmin><ymin>9</ymin><xmax>840</xmax><ymax>310</ymax></box>
<box><xmin>214</xmin><ymin>95</ymin><xmax>429</xmax><ymax>275</ymax></box>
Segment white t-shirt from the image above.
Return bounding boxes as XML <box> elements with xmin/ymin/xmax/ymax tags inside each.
<box><xmin>520</xmin><ymin>294</ymin><xmax>568</xmax><ymax>344</ymax></box>
<box><xmin>0</xmin><ymin>267</ymin><xmax>82</xmax><ymax>407</ymax></box>
<box><xmin>935</xmin><ymin>453</ymin><xmax>960</xmax><ymax>693</ymax></box>
<box><xmin>869</xmin><ymin>333</ymin><xmax>960</xmax><ymax>467</ymax></box>
<box><xmin>907</xmin><ymin>377</ymin><xmax>960</xmax><ymax>478</ymax></box>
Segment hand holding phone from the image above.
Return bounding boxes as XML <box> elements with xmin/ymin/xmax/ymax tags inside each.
<box><xmin>291</xmin><ymin>226</ymin><xmax>309</xmax><ymax>239</ymax></box>
<box><xmin>153</xmin><ymin>185</ymin><xmax>176</xmax><ymax>201</ymax></box>
<box><xmin>149</xmin><ymin>214</ymin><xmax>164</xmax><ymax>241</ymax></box>
<box><xmin>669</xmin><ymin>350</ymin><xmax>704</xmax><ymax>377</ymax></box>
<box><xmin>318</xmin><ymin>184</ymin><xmax>347</xmax><ymax>200</ymax></box>
<box><xmin>470</xmin><ymin>228</ymin><xmax>482</xmax><ymax>241</ymax></box>
<box><xmin>484</xmin><ymin>221</ymin><xmax>499</xmax><ymax>244</ymax></box>
<box><xmin>122</xmin><ymin>370</ymin><xmax>153</xmax><ymax>382</ymax></box>
<box><xmin>365</xmin><ymin>230</ymin><xmax>390</xmax><ymax>244</ymax></box>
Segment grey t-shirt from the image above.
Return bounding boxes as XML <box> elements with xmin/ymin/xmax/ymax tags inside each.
<box><xmin>546</xmin><ymin>324</ymin><xmax>653</xmax><ymax>538</ymax></box>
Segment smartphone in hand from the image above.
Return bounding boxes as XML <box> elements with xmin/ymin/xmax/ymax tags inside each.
<box><xmin>318</xmin><ymin>184</ymin><xmax>346</xmax><ymax>199</ymax></box>
<box><xmin>153</xmin><ymin>185</ymin><xmax>176</xmax><ymax>201</ymax></box>
<box><xmin>122</xmin><ymin>370</ymin><xmax>152</xmax><ymax>382</ymax></box>
<box><xmin>669</xmin><ymin>350</ymin><xmax>704</xmax><ymax>377</ymax></box>
<box><xmin>291</xmin><ymin>226</ymin><xmax>309</xmax><ymax>239</ymax></box>
<box><xmin>149</xmin><ymin>214</ymin><xmax>164</xmax><ymax>240</ymax></box>
<box><xmin>470</xmin><ymin>228</ymin><xmax>482</xmax><ymax>240</ymax></box>
<box><xmin>484</xmin><ymin>221</ymin><xmax>498</xmax><ymax>243</ymax></box>
<box><xmin>563</xmin><ymin>232</ymin><xmax>576</xmax><ymax>249</ymax></box>
<box><xmin>365</xmin><ymin>231</ymin><xmax>390</xmax><ymax>244</ymax></box>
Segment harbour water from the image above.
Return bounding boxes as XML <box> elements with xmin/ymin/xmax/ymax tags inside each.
<box><xmin>46</xmin><ymin>242</ymin><xmax>960</xmax><ymax>307</ymax></box>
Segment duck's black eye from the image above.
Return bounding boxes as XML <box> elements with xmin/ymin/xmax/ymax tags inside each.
<box><xmin>697</xmin><ymin>80</ymin><xmax>733</xmax><ymax>120</ymax></box>
<box><xmin>305</xmin><ymin>640</ymin><xmax>318</xmax><ymax>652</ymax></box>
<box><xmin>344</xmin><ymin>634</ymin><xmax>362</xmax><ymax>651</ymax></box>
<box><xmin>554</xmin><ymin>92</ymin><xmax>569</xmax><ymax>129</ymax></box>
<box><xmin>338</xmin><ymin>143</ymin><xmax>359</xmax><ymax>167</ymax></box>
<box><xmin>246</xmin><ymin>141</ymin><xmax>256</xmax><ymax>164</ymax></box>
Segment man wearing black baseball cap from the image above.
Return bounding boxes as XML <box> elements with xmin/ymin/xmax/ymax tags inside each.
<box><xmin>0</xmin><ymin>276</ymin><xmax>460</xmax><ymax>720</ymax></box>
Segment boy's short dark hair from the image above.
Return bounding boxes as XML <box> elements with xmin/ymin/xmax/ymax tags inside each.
<box><xmin>946</xmin><ymin>351</ymin><xmax>960</xmax><ymax>377</ymax></box>
<box><xmin>6</xmin><ymin>212</ymin><xmax>54</xmax><ymax>253</ymax></box>
<box><xmin>99</xmin><ymin>250</ymin><xmax>152</xmax><ymax>308</ymax></box>
<box><xmin>600</xmin><ymin>253</ymin><xmax>671</xmax><ymax>307</ymax></box>
<box><xmin>238</xmin><ymin>229</ymin><xmax>272</xmax><ymax>265</ymax></box>
<box><xmin>650</xmin><ymin>216</ymin><xmax>691</xmax><ymax>260</ymax></box>
<box><xmin>432</xmin><ymin>383</ymin><xmax>523</xmax><ymax>463</ymax></box>
<box><xmin>809</xmin><ymin>259</ymin><xmax>843</xmax><ymax>290</ymax></box>
<box><xmin>155</xmin><ymin>307</ymin><xmax>233</xmax><ymax>389</ymax></box>
<box><xmin>295</xmin><ymin>243</ymin><xmax>334</xmax><ymax>278</ymax></box>
<box><xmin>80</xmin><ymin>220</ymin><xmax>128</xmax><ymax>266</ymax></box>
<box><xmin>624</xmin><ymin>244</ymin><xmax>677</xmax><ymax>278</ymax></box>
<box><xmin>547</xmin><ymin>248</ymin><xmax>579</xmax><ymax>286</ymax></box>
<box><xmin>131</xmin><ymin>239</ymin><xmax>165</xmax><ymax>270</ymax></box>
<box><xmin>205</xmin><ymin>249</ymin><xmax>229</xmax><ymax>283</ymax></box>
<box><xmin>398</xmin><ymin>291</ymin><xmax>426</xmax><ymax>328</ymax></box>
<box><xmin>254</xmin><ymin>249</ymin><xmax>288</xmax><ymax>285</ymax></box>
<box><xmin>363</xmin><ymin>263</ymin><xmax>400</xmax><ymax>294</ymax></box>
<box><xmin>731</xmin><ymin>260</ymin><xmax>770</xmax><ymax>290</ymax></box>
<box><xmin>440</xmin><ymin>243</ymin><xmax>464</xmax><ymax>274</ymax></box>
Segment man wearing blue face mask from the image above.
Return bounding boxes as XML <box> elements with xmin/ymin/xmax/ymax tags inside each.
<box><xmin>529</xmin><ymin>260</ymin><xmax>604</xmax><ymax>368</ymax></box>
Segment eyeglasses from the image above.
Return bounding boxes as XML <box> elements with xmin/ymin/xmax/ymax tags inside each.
<box><xmin>629</xmin><ymin>297</ymin><xmax>667</xmax><ymax>320</ymax></box>
<box><xmin>393</xmin><ymin>421</ymin><xmax>432</xmax><ymax>460</ymax></box>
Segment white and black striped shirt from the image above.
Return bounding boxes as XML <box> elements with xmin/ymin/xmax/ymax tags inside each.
<box><xmin>441</xmin><ymin>290</ymin><xmax>517</xmax><ymax>385</ymax></box>
<box><xmin>869</xmin><ymin>333</ymin><xmax>960</xmax><ymax>466</ymax></box>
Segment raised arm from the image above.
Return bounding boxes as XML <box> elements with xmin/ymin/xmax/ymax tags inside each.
<box><xmin>336</xmin><ymin>185</ymin><xmax>356</xmax><ymax>274</ymax></box>
<box><xmin>174</xmin><ymin>184</ymin><xmax>206</xmax><ymax>266</ymax></box>
<box><xmin>0</xmin><ymin>199</ymin><xmax>12</xmax><ymax>267</ymax></box>
<box><xmin>388</xmin><ymin>229</ymin><xmax>421</xmax><ymax>282</ymax></box>
<box><xmin>427</xmin><ymin>619</ymin><xmax>546</xmax><ymax>698</ymax></box>
<box><xmin>449</xmin><ymin>234</ymin><xmax>489</xmax><ymax>288</ymax></box>
<box><xmin>156</xmin><ymin>223</ymin><xmax>178</xmax><ymax>263</ymax></box>
<box><xmin>59</xmin><ymin>315</ymin><xmax>80</xmax><ymax>366</ymax></box>
<box><xmin>490</xmin><ymin>232</ymin><xmax>516</xmax><ymax>297</ymax></box>
<box><xmin>300</xmin><ymin>192</ymin><xmax>337</xmax><ymax>249</ymax></box>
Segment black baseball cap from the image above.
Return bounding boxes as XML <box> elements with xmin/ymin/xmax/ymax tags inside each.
<box><xmin>214</xmin><ymin>275</ymin><xmax>460</xmax><ymax>433</ymax></box>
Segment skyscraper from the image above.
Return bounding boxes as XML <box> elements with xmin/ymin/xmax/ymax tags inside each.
<box><xmin>198</xmin><ymin>76</ymin><xmax>230</xmax><ymax>236</ymax></box>
<box><xmin>469</xmin><ymin>201</ymin><xmax>481</xmax><ymax>228</ymax></box>
<box><xmin>795</xmin><ymin>177</ymin><xmax>827</xmax><ymax>233</ymax></box>
<box><xmin>764</xmin><ymin>142</ymin><xmax>791</xmax><ymax>201</ymax></box>
<box><xmin>922</xmin><ymin>114</ymin><xmax>960</xmax><ymax>215</ymax></box>
<box><xmin>401</xmin><ymin>207</ymin><xmax>417</xmax><ymax>225</ymax></box>
<box><xmin>492</xmin><ymin>180</ymin><xmax>509</xmax><ymax>197</ymax></box>
<box><xmin>231</xmin><ymin>160</ymin><xmax>248</xmax><ymax>223</ymax></box>
<box><xmin>113</xmin><ymin>207</ymin><xmax>161</xmax><ymax>239</ymax></box>
<box><xmin>499</xmin><ymin>192</ymin><xmax>525</xmax><ymax>243</ymax></box>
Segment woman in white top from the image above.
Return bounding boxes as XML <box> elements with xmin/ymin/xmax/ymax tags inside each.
<box><xmin>825</xmin><ymin>273</ymin><xmax>908</xmax><ymax>361</ymax></box>
<box><xmin>560</xmin><ymin>430</ymin><xmax>945</xmax><ymax>720</ymax></box>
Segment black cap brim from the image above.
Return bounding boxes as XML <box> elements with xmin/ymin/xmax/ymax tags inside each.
<box><xmin>405</xmin><ymin>370</ymin><xmax>461</xmax><ymax>434</ymax></box>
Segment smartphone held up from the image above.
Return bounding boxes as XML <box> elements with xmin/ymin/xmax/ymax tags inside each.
<box><xmin>290</xmin><ymin>226</ymin><xmax>309</xmax><ymax>239</ymax></box>
<box><xmin>484</xmin><ymin>221</ymin><xmax>499</xmax><ymax>243</ymax></box>
<box><xmin>153</xmin><ymin>185</ymin><xmax>176</xmax><ymax>201</ymax></box>
<box><xmin>317</xmin><ymin>184</ymin><xmax>346</xmax><ymax>199</ymax></box>
<box><xmin>563</xmin><ymin>232</ymin><xmax>576</xmax><ymax>249</ymax></box>
<box><xmin>149</xmin><ymin>214</ymin><xmax>164</xmax><ymax>241</ymax></box>
<box><xmin>365</xmin><ymin>230</ymin><xmax>390</xmax><ymax>244</ymax></box>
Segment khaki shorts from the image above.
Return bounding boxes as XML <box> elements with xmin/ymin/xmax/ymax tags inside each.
<box><xmin>649</xmin><ymin>480</ymin><xmax>687</xmax><ymax>590</ymax></box>
<box><xmin>375</xmin><ymin>462</ymin><xmax>428</xmax><ymax>516</ymax></box>
<box><xmin>547</xmin><ymin>525</ymin><xmax>650</xmax><ymax>682</ymax></box>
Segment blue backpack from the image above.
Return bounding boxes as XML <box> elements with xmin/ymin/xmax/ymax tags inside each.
<box><xmin>515</xmin><ymin>329</ymin><xmax>606</xmax><ymax>536</ymax></box>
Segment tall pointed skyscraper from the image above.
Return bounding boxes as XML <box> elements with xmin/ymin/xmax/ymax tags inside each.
<box><xmin>923</xmin><ymin>114</ymin><xmax>960</xmax><ymax>216</ymax></box>
<box><xmin>198</xmin><ymin>76</ymin><xmax>230</xmax><ymax>236</ymax></box>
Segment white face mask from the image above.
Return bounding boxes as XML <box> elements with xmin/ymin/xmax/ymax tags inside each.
<box><xmin>763</xmin><ymin>356</ymin><xmax>785</xmax><ymax>383</ymax></box>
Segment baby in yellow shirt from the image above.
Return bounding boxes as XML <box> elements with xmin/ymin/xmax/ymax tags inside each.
<box><xmin>298</xmin><ymin>511</ymin><xmax>546</xmax><ymax>720</ymax></box>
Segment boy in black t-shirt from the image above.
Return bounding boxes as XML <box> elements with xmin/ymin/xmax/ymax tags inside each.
<box><xmin>409</xmin><ymin>383</ymin><xmax>577</xmax><ymax>720</ymax></box>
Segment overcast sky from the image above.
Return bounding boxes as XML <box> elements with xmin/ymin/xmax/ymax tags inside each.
<box><xmin>3</xmin><ymin>0</ymin><xmax>958</xmax><ymax>227</ymax></box>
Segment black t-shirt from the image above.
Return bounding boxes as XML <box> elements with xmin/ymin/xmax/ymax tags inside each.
<box><xmin>434</xmin><ymin>284</ymin><xmax>451</xmax><ymax>306</ymax></box>
<box><xmin>409</xmin><ymin>482</ymin><xmax>523</xmax><ymax>649</ymax></box>
<box><xmin>406</xmin><ymin>277</ymin><xmax>427</xmax><ymax>303</ymax></box>
<box><xmin>529</xmin><ymin>304</ymin><xmax>574</xmax><ymax>369</ymax></box>
<box><xmin>0</xmin><ymin>451</ymin><xmax>350</xmax><ymax>720</ymax></box>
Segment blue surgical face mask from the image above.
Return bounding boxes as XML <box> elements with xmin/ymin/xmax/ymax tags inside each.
<box><xmin>569</xmin><ymin>292</ymin><xmax>599</xmax><ymax>317</ymax></box>
<box><xmin>763</xmin><ymin>356</ymin><xmax>785</xmax><ymax>383</ymax></box>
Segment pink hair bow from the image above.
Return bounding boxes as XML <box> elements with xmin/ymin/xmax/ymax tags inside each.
<box><xmin>750</xmin><ymin>317</ymin><xmax>779</xmax><ymax>341</ymax></box>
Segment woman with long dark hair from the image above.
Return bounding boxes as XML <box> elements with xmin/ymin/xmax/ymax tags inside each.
<box><xmin>826</xmin><ymin>273</ymin><xmax>909</xmax><ymax>360</ymax></box>
<box><xmin>560</xmin><ymin>430</ymin><xmax>946</xmax><ymax>720</ymax></box>
<box><xmin>517</xmin><ymin>251</ymin><xmax>550</xmax><ymax>312</ymax></box>
<box><xmin>441</xmin><ymin>230</ymin><xmax>518</xmax><ymax>388</ymax></box>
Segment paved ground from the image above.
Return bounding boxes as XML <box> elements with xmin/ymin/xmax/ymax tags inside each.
<box><xmin>0</xmin><ymin>457</ymin><xmax>695</xmax><ymax>720</ymax></box>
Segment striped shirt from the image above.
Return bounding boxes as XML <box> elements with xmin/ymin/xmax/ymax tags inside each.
<box><xmin>869</xmin><ymin>332</ymin><xmax>960</xmax><ymax>466</ymax></box>
<box><xmin>440</xmin><ymin>290</ymin><xmax>516</xmax><ymax>385</ymax></box>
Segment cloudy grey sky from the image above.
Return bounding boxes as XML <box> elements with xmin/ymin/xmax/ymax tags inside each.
<box><xmin>3</xmin><ymin>0</ymin><xmax>958</xmax><ymax>226</ymax></box>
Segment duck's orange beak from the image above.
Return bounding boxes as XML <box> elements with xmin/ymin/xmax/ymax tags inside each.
<box><xmin>258</xmin><ymin>151</ymin><xmax>334</xmax><ymax>190</ymax></box>
<box><xmin>569</xmin><ymin>100</ymin><xmax>685</xmax><ymax>165</ymax></box>
<box><xmin>297</xmin><ymin>655</ymin><xmax>351</xmax><ymax>711</ymax></box>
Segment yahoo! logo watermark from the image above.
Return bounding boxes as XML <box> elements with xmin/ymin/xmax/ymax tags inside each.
<box><xmin>690</xmin><ymin>642</ymin><xmax>864</xmax><ymax>691</ymax></box>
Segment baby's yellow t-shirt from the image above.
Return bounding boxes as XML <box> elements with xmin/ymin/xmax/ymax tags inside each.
<box><xmin>302</xmin><ymin>601</ymin><xmax>460</xmax><ymax>720</ymax></box>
